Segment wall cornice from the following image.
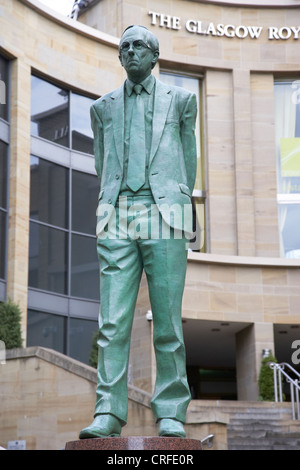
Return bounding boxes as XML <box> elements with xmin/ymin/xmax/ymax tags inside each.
<box><xmin>19</xmin><ymin>0</ymin><xmax>119</xmax><ymax>48</ymax></box>
<box><xmin>188</xmin><ymin>0</ymin><xmax>300</xmax><ymax>8</ymax></box>
<box><xmin>188</xmin><ymin>251</ymin><xmax>300</xmax><ymax>268</ymax></box>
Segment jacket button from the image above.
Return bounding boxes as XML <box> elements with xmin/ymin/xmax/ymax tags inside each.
<box><xmin>108</xmin><ymin>199</ymin><xmax>112</xmax><ymax>204</ymax></box>
<box><xmin>115</xmin><ymin>175</ymin><xmax>120</xmax><ymax>180</ymax></box>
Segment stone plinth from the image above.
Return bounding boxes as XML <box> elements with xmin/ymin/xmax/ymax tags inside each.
<box><xmin>65</xmin><ymin>436</ymin><xmax>202</xmax><ymax>450</ymax></box>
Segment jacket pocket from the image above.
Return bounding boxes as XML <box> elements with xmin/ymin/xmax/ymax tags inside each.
<box><xmin>179</xmin><ymin>183</ymin><xmax>191</xmax><ymax>197</ymax></box>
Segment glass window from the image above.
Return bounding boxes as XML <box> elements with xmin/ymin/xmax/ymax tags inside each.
<box><xmin>31</xmin><ymin>75</ymin><xmax>95</xmax><ymax>153</ymax></box>
<box><xmin>0</xmin><ymin>141</ymin><xmax>8</xmax><ymax>210</ymax></box>
<box><xmin>31</xmin><ymin>76</ymin><xmax>69</xmax><ymax>147</ymax></box>
<box><xmin>69</xmin><ymin>317</ymin><xmax>98</xmax><ymax>364</ymax></box>
<box><xmin>190</xmin><ymin>197</ymin><xmax>206</xmax><ymax>252</ymax></box>
<box><xmin>275</xmin><ymin>81</ymin><xmax>300</xmax><ymax>258</ymax></box>
<box><xmin>0</xmin><ymin>141</ymin><xmax>8</xmax><ymax>280</ymax></box>
<box><xmin>159</xmin><ymin>72</ymin><xmax>206</xmax><ymax>252</ymax></box>
<box><xmin>0</xmin><ymin>210</ymin><xmax>6</xmax><ymax>280</ymax></box>
<box><xmin>71</xmin><ymin>234</ymin><xmax>99</xmax><ymax>300</ymax></box>
<box><xmin>28</xmin><ymin>77</ymin><xmax>99</xmax><ymax>363</ymax></box>
<box><xmin>72</xmin><ymin>170</ymin><xmax>98</xmax><ymax>235</ymax></box>
<box><xmin>71</xmin><ymin>93</ymin><xmax>94</xmax><ymax>155</ymax></box>
<box><xmin>29</xmin><ymin>221</ymin><xmax>68</xmax><ymax>295</ymax></box>
<box><xmin>30</xmin><ymin>156</ymin><xmax>69</xmax><ymax>228</ymax></box>
<box><xmin>275</xmin><ymin>81</ymin><xmax>300</xmax><ymax>195</ymax></box>
<box><xmin>29</xmin><ymin>157</ymin><xmax>99</xmax><ymax>298</ymax></box>
<box><xmin>279</xmin><ymin>204</ymin><xmax>300</xmax><ymax>258</ymax></box>
<box><xmin>27</xmin><ymin>310</ymin><xmax>66</xmax><ymax>354</ymax></box>
<box><xmin>0</xmin><ymin>55</ymin><xmax>8</xmax><ymax>121</ymax></box>
<box><xmin>159</xmin><ymin>72</ymin><xmax>204</xmax><ymax>192</ymax></box>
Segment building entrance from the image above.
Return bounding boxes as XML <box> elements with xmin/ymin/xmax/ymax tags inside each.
<box><xmin>182</xmin><ymin>319</ymin><xmax>251</xmax><ymax>400</ymax></box>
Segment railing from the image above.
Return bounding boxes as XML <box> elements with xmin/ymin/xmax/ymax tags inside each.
<box><xmin>269</xmin><ymin>362</ymin><xmax>300</xmax><ymax>420</ymax></box>
<box><xmin>69</xmin><ymin>1</ymin><xmax>89</xmax><ymax>20</ymax></box>
<box><xmin>201</xmin><ymin>434</ymin><xmax>214</xmax><ymax>448</ymax></box>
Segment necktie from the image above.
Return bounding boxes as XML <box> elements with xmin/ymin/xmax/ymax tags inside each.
<box><xmin>127</xmin><ymin>84</ymin><xmax>146</xmax><ymax>192</ymax></box>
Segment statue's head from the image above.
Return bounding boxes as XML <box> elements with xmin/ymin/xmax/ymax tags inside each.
<box><xmin>119</xmin><ymin>25</ymin><xmax>160</xmax><ymax>82</ymax></box>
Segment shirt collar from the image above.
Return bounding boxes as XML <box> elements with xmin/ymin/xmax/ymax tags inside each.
<box><xmin>125</xmin><ymin>74</ymin><xmax>155</xmax><ymax>96</ymax></box>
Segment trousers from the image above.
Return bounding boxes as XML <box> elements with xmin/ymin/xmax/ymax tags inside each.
<box><xmin>94</xmin><ymin>194</ymin><xmax>191</xmax><ymax>425</ymax></box>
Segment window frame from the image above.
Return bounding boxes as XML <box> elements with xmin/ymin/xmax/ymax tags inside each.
<box><xmin>30</xmin><ymin>74</ymin><xmax>95</xmax><ymax>155</ymax></box>
<box><xmin>274</xmin><ymin>78</ymin><xmax>300</xmax><ymax>258</ymax></box>
<box><xmin>28</xmin><ymin>153</ymin><xmax>100</xmax><ymax>301</ymax></box>
<box><xmin>29</xmin><ymin>74</ymin><xmax>100</xmax><ymax>327</ymax></box>
<box><xmin>27</xmin><ymin>74</ymin><xmax>100</xmax><ymax>363</ymax></box>
<box><xmin>159</xmin><ymin>69</ymin><xmax>208</xmax><ymax>253</ymax></box>
<box><xmin>0</xmin><ymin>54</ymin><xmax>10</xmax><ymax>296</ymax></box>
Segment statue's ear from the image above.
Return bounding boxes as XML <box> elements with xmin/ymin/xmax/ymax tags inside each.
<box><xmin>152</xmin><ymin>51</ymin><xmax>159</xmax><ymax>69</ymax></box>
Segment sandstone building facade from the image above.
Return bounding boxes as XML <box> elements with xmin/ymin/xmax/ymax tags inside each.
<box><xmin>1</xmin><ymin>0</ymin><xmax>300</xmax><ymax>415</ymax></box>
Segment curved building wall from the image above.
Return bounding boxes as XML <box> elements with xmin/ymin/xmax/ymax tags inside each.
<box><xmin>80</xmin><ymin>0</ymin><xmax>300</xmax><ymax>256</ymax></box>
<box><xmin>0</xmin><ymin>0</ymin><xmax>300</xmax><ymax>400</ymax></box>
<box><xmin>0</xmin><ymin>0</ymin><xmax>123</xmax><ymax>361</ymax></box>
<box><xmin>77</xmin><ymin>0</ymin><xmax>300</xmax><ymax>398</ymax></box>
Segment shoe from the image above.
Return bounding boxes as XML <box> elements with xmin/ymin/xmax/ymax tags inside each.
<box><xmin>158</xmin><ymin>418</ymin><xmax>186</xmax><ymax>438</ymax></box>
<box><xmin>79</xmin><ymin>414</ymin><xmax>122</xmax><ymax>439</ymax></box>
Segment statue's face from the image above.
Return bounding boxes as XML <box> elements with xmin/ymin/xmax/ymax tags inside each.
<box><xmin>119</xmin><ymin>27</ymin><xmax>159</xmax><ymax>82</ymax></box>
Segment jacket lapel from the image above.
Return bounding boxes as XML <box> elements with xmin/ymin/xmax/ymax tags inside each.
<box><xmin>149</xmin><ymin>80</ymin><xmax>172</xmax><ymax>166</ymax></box>
<box><xmin>110</xmin><ymin>85</ymin><xmax>125</xmax><ymax>169</ymax></box>
<box><xmin>110</xmin><ymin>80</ymin><xmax>172</xmax><ymax>169</ymax></box>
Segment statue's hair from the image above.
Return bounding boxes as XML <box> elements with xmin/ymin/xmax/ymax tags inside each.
<box><xmin>119</xmin><ymin>25</ymin><xmax>159</xmax><ymax>54</ymax></box>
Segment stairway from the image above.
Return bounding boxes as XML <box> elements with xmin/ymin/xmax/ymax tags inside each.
<box><xmin>227</xmin><ymin>404</ymin><xmax>300</xmax><ymax>450</ymax></box>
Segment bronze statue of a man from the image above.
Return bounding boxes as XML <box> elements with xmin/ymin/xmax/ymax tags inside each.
<box><xmin>80</xmin><ymin>25</ymin><xmax>197</xmax><ymax>439</ymax></box>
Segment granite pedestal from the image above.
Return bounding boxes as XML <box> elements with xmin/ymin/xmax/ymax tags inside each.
<box><xmin>65</xmin><ymin>436</ymin><xmax>202</xmax><ymax>450</ymax></box>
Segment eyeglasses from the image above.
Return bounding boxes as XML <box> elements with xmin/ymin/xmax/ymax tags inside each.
<box><xmin>119</xmin><ymin>40</ymin><xmax>152</xmax><ymax>53</ymax></box>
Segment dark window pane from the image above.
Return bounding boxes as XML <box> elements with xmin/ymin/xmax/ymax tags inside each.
<box><xmin>29</xmin><ymin>221</ymin><xmax>68</xmax><ymax>295</ymax></box>
<box><xmin>0</xmin><ymin>210</ymin><xmax>6</xmax><ymax>280</ymax></box>
<box><xmin>0</xmin><ymin>141</ymin><xmax>8</xmax><ymax>209</ymax></box>
<box><xmin>72</xmin><ymin>170</ymin><xmax>98</xmax><ymax>234</ymax></box>
<box><xmin>190</xmin><ymin>197</ymin><xmax>206</xmax><ymax>253</ymax></box>
<box><xmin>69</xmin><ymin>317</ymin><xmax>98</xmax><ymax>364</ymax></box>
<box><xmin>27</xmin><ymin>310</ymin><xmax>65</xmax><ymax>354</ymax></box>
<box><xmin>30</xmin><ymin>156</ymin><xmax>69</xmax><ymax>229</ymax></box>
<box><xmin>71</xmin><ymin>93</ymin><xmax>94</xmax><ymax>154</ymax></box>
<box><xmin>31</xmin><ymin>76</ymin><xmax>69</xmax><ymax>147</ymax></box>
<box><xmin>71</xmin><ymin>234</ymin><xmax>99</xmax><ymax>300</ymax></box>
<box><xmin>0</xmin><ymin>55</ymin><xmax>8</xmax><ymax>121</ymax></box>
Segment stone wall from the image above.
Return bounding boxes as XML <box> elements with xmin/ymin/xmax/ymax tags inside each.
<box><xmin>184</xmin><ymin>253</ymin><xmax>300</xmax><ymax>399</ymax></box>
<box><xmin>1</xmin><ymin>0</ymin><xmax>300</xmax><ymax>409</ymax></box>
<box><xmin>0</xmin><ymin>347</ymin><xmax>228</xmax><ymax>450</ymax></box>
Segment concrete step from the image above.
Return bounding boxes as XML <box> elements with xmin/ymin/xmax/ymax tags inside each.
<box><xmin>228</xmin><ymin>431</ymin><xmax>300</xmax><ymax>441</ymax></box>
<box><xmin>229</xmin><ymin>444</ymin><xmax>300</xmax><ymax>449</ymax></box>
<box><xmin>239</xmin><ymin>413</ymin><xmax>293</xmax><ymax>422</ymax></box>
<box><xmin>228</xmin><ymin>419</ymin><xmax>289</xmax><ymax>429</ymax></box>
<box><xmin>191</xmin><ymin>403</ymin><xmax>294</xmax><ymax>422</ymax></box>
<box><xmin>228</xmin><ymin>437</ymin><xmax>300</xmax><ymax>450</ymax></box>
<box><xmin>229</xmin><ymin>444</ymin><xmax>299</xmax><ymax>450</ymax></box>
<box><xmin>228</xmin><ymin>426</ymin><xmax>292</xmax><ymax>438</ymax></box>
<box><xmin>226</xmin><ymin>403</ymin><xmax>300</xmax><ymax>450</ymax></box>
<box><xmin>189</xmin><ymin>400</ymin><xmax>299</xmax><ymax>449</ymax></box>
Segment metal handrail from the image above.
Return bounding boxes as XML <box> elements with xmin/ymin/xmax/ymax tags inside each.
<box><xmin>268</xmin><ymin>362</ymin><xmax>300</xmax><ymax>420</ymax></box>
<box><xmin>201</xmin><ymin>434</ymin><xmax>214</xmax><ymax>448</ymax></box>
<box><xmin>69</xmin><ymin>1</ymin><xmax>90</xmax><ymax>20</ymax></box>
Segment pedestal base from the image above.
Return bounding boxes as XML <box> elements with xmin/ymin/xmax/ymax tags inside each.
<box><xmin>65</xmin><ymin>436</ymin><xmax>202</xmax><ymax>451</ymax></box>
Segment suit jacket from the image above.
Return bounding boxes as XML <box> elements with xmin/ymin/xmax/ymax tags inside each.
<box><xmin>91</xmin><ymin>77</ymin><xmax>197</xmax><ymax>237</ymax></box>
